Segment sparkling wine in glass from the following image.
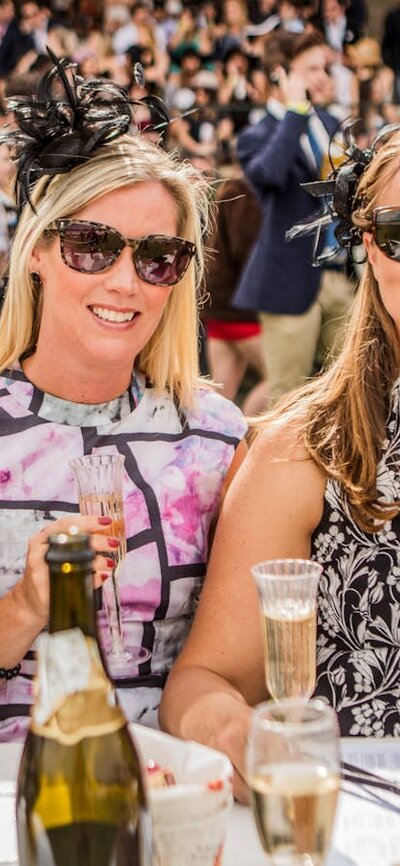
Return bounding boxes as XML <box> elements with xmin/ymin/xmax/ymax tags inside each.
<box><xmin>69</xmin><ymin>453</ymin><xmax>151</xmax><ymax>677</ymax></box>
<box><xmin>251</xmin><ymin>559</ymin><xmax>322</xmax><ymax>701</ymax></box>
<box><xmin>247</xmin><ymin>698</ymin><xmax>340</xmax><ymax>866</ymax></box>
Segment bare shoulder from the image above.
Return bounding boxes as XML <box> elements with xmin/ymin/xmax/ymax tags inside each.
<box><xmin>228</xmin><ymin>415</ymin><xmax>327</xmax><ymax>543</ymax></box>
<box><xmin>251</xmin><ymin>415</ymin><xmax>312</xmax><ymax>462</ymax></box>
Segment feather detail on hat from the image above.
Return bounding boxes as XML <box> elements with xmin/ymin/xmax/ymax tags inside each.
<box><xmin>286</xmin><ymin>119</ymin><xmax>400</xmax><ymax>266</ymax></box>
<box><xmin>2</xmin><ymin>48</ymin><xmax>170</xmax><ymax>211</ymax></box>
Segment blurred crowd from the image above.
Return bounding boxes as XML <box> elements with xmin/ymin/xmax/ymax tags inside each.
<box><xmin>0</xmin><ymin>1</ymin><xmax>393</xmax><ymax>167</ymax></box>
<box><xmin>0</xmin><ymin>0</ymin><xmax>399</xmax><ymax>409</ymax></box>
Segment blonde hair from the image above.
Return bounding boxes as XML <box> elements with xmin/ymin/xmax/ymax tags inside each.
<box><xmin>223</xmin><ymin>0</ymin><xmax>248</xmax><ymax>28</ymax></box>
<box><xmin>0</xmin><ymin>134</ymin><xmax>210</xmax><ymax>409</ymax></box>
<box><xmin>255</xmin><ymin>132</ymin><xmax>400</xmax><ymax>531</ymax></box>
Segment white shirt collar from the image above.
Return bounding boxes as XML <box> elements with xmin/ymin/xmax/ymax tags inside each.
<box><xmin>266</xmin><ymin>97</ymin><xmax>286</xmax><ymax>120</ymax></box>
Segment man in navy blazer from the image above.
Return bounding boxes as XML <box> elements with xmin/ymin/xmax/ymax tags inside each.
<box><xmin>234</xmin><ymin>29</ymin><xmax>354</xmax><ymax>401</ymax></box>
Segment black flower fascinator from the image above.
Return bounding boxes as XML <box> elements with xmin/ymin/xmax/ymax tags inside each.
<box><xmin>286</xmin><ymin>120</ymin><xmax>400</xmax><ymax>266</ymax></box>
<box><xmin>2</xmin><ymin>47</ymin><xmax>170</xmax><ymax>210</ymax></box>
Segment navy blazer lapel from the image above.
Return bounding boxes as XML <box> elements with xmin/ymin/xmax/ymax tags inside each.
<box><xmin>315</xmin><ymin>107</ymin><xmax>341</xmax><ymax>137</ymax></box>
<box><xmin>266</xmin><ymin>104</ymin><xmax>339</xmax><ymax>173</ymax></box>
<box><xmin>265</xmin><ymin>107</ymin><xmax>312</xmax><ymax>173</ymax></box>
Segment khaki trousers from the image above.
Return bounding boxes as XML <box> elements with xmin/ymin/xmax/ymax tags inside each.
<box><xmin>260</xmin><ymin>269</ymin><xmax>355</xmax><ymax>402</ymax></box>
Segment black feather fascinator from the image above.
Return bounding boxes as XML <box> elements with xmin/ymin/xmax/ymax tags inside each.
<box><xmin>286</xmin><ymin>120</ymin><xmax>400</xmax><ymax>266</ymax></box>
<box><xmin>2</xmin><ymin>47</ymin><xmax>170</xmax><ymax>210</ymax></box>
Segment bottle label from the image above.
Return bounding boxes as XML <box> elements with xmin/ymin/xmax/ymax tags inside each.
<box><xmin>31</xmin><ymin>629</ymin><xmax>125</xmax><ymax>745</ymax></box>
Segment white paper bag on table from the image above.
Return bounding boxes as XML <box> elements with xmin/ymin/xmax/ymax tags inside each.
<box><xmin>131</xmin><ymin>723</ymin><xmax>234</xmax><ymax>866</ymax></box>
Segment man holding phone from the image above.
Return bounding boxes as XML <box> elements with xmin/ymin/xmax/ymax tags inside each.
<box><xmin>234</xmin><ymin>29</ymin><xmax>354</xmax><ymax>402</ymax></box>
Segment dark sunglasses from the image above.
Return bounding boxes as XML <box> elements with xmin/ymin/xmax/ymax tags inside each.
<box><xmin>46</xmin><ymin>219</ymin><xmax>196</xmax><ymax>286</ymax></box>
<box><xmin>372</xmin><ymin>207</ymin><xmax>400</xmax><ymax>262</ymax></box>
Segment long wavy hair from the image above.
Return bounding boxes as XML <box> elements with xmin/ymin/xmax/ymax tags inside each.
<box><xmin>255</xmin><ymin>132</ymin><xmax>400</xmax><ymax>532</ymax></box>
<box><xmin>0</xmin><ymin>134</ymin><xmax>210</xmax><ymax>409</ymax></box>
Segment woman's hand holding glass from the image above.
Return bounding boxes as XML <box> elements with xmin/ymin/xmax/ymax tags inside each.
<box><xmin>19</xmin><ymin>514</ymin><xmax>118</xmax><ymax>627</ymax></box>
<box><xmin>69</xmin><ymin>453</ymin><xmax>151</xmax><ymax>677</ymax></box>
<box><xmin>0</xmin><ymin>513</ymin><xmax>118</xmax><ymax>672</ymax></box>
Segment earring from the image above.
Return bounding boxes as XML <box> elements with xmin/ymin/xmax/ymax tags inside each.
<box><xmin>30</xmin><ymin>272</ymin><xmax>42</xmax><ymax>287</ymax></box>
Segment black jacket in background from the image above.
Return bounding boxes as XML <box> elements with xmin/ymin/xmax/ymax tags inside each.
<box><xmin>382</xmin><ymin>6</ymin><xmax>400</xmax><ymax>74</ymax></box>
<box><xmin>0</xmin><ymin>19</ymin><xmax>34</xmax><ymax>77</ymax></box>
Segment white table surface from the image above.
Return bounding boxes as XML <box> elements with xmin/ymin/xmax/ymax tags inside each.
<box><xmin>1</xmin><ymin>738</ymin><xmax>400</xmax><ymax>866</ymax></box>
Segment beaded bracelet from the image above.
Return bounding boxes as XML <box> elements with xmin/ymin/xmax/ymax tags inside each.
<box><xmin>0</xmin><ymin>663</ymin><xmax>21</xmax><ymax>680</ymax></box>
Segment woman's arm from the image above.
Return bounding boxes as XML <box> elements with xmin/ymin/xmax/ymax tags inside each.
<box><xmin>237</xmin><ymin>110</ymin><xmax>311</xmax><ymax>192</ymax></box>
<box><xmin>0</xmin><ymin>515</ymin><xmax>121</xmax><ymax>668</ymax></box>
<box><xmin>159</xmin><ymin>422</ymin><xmax>326</xmax><ymax>797</ymax></box>
<box><xmin>219</xmin><ymin>437</ymin><xmax>248</xmax><ymax>502</ymax></box>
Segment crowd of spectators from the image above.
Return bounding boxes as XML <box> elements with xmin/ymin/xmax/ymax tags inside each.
<box><xmin>0</xmin><ymin>0</ymin><xmax>399</xmax><ymax>405</ymax></box>
<box><xmin>0</xmin><ymin>1</ymin><xmax>397</xmax><ymax>176</ymax></box>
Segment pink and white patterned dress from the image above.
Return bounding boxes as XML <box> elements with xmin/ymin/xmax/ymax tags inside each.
<box><xmin>0</xmin><ymin>365</ymin><xmax>247</xmax><ymax>741</ymax></box>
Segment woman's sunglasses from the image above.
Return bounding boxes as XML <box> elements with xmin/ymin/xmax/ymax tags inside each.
<box><xmin>372</xmin><ymin>207</ymin><xmax>400</xmax><ymax>262</ymax></box>
<box><xmin>46</xmin><ymin>219</ymin><xmax>196</xmax><ymax>286</ymax></box>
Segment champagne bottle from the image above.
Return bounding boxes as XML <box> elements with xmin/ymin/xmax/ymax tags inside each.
<box><xmin>16</xmin><ymin>530</ymin><xmax>152</xmax><ymax>866</ymax></box>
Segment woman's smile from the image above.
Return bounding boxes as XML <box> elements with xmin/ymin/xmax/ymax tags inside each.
<box><xmin>26</xmin><ymin>181</ymin><xmax>179</xmax><ymax>401</ymax></box>
<box><xmin>88</xmin><ymin>304</ymin><xmax>141</xmax><ymax>326</ymax></box>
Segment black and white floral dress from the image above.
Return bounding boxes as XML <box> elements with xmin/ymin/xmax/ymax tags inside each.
<box><xmin>311</xmin><ymin>380</ymin><xmax>400</xmax><ymax>737</ymax></box>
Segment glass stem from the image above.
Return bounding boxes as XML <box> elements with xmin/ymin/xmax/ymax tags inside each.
<box><xmin>105</xmin><ymin>565</ymin><xmax>125</xmax><ymax>656</ymax></box>
<box><xmin>111</xmin><ymin>570</ymin><xmax>124</xmax><ymax>646</ymax></box>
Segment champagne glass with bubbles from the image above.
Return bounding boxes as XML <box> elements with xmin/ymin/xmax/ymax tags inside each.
<box><xmin>247</xmin><ymin>698</ymin><xmax>340</xmax><ymax>866</ymax></box>
<box><xmin>69</xmin><ymin>453</ymin><xmax>151</xmax><ymax>677</ymax></box>
<box><xmin>251</xmin><ymin>559</ymin><xmax>322</xmax><ymax>702</ymax></box>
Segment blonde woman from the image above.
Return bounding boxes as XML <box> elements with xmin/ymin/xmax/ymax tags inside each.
<box><xmin>214</xmin><ymin>0</ymin><xmax>251</xmax><ymax>63</ymax></box>
<box><xmin>0</xmin><ymin>55</ymin><xmax>247</xmax><ymax>742</ymax></box>
<box><xmin>160</xmin><ymin>128</ymin><xmax>400</xmax><ymax>799</ymax></box>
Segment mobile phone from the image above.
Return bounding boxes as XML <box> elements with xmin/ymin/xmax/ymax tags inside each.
<box><xmin>269</xmin><ymin>62</ymin><xmax>290</xmax><ymax>86</ymax></box>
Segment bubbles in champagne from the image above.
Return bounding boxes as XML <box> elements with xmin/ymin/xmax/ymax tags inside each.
<box><xmin>262</xmin><ymin>601</ymin><xmax>316</xmax><ymax>700</ymax></box>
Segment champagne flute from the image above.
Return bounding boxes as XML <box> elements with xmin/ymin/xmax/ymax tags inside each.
<box><xmin>251</xmin><ymin>559</ymin><xmax>322</xmax><ymax>701</ymax></box>
<box><xmin>69</xmin><ymin>453</ymin><xmax>151</xmax><ymax>677</ymax></box>
<box><xmin>247</xmin><ymin>698</ymin><xmax>340</xmax><ymax>866</ymax></box>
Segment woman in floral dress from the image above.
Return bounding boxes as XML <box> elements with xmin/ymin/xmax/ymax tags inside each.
<box><xmin>160</xmin><ymin>127</ymin><xmax>400</xmax><ymax>801</ymax></box>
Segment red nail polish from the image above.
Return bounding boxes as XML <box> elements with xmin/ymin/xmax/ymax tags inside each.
<box><xmin>108</xmin><ymin>538</ymin><xmax>120</xmax><ymax>548</ymax></box>
<box><xmin>107</xmin><ymin>558</ymin><xmax>116</xmax><ymax>568</ymax></box>
<box><xmin>98</xmin><ymin>516</ymin><xmax>112</xmax><ymax>525</ymax></box>
<box><xmin>101</xmin><ymin>572</ymin><xmax>109</xmax><ymax>582</ymax></box>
